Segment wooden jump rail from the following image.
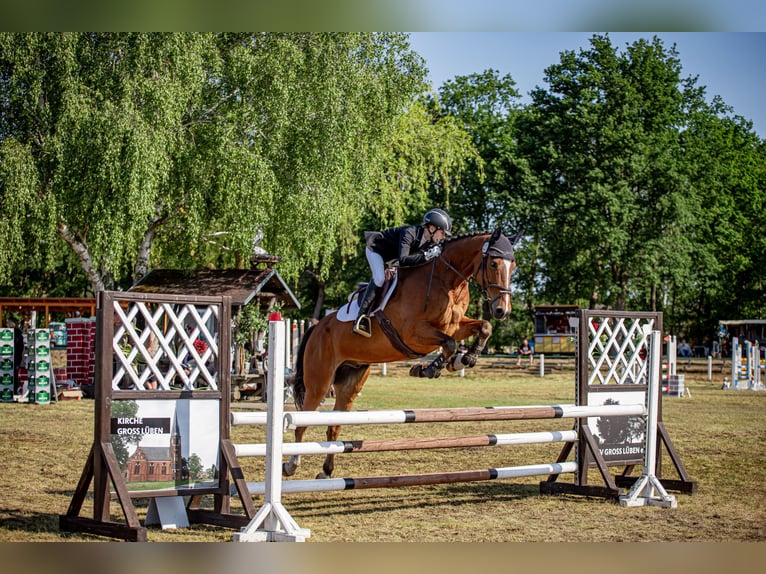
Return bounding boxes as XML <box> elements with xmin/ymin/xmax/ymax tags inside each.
<box><xmin>242</xmin><ymin>462</ymin><xmax>580</xmax><ymax>495</ymax></box>
<box><xmin>233</xmin><ymin>429</ymin><xmax>578</xmax><ymax>457</ymax></box>
<box><xmin>231</xmin><ymin>403</ymin><xmax>645</xmax><ymax>428</ymax></box>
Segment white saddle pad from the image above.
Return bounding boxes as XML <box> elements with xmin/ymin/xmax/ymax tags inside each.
<box><xmin>335</xmin><ymin>275</ymin><xmax>398</xmax><ymax>322</ymax></box>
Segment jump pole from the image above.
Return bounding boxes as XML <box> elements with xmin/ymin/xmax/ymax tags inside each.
<box><xmin>619</xmin><ymin>328</ymin><xmax>677</xmax><ymax>508</ymax></box>
<box><xmin>232</xmin><ymin>314</ymin><xmax>310</xmax><ymax>543</ymax></box>
<box><xmin>233</xmin><ymin>429</ymin><xmax>579</xmax><ymax>457</ymax></box>
<box><xmin>280</xmin><ymin>402</ymin><xmax>644</xmax><ymax>428</ymax></box>
<box><xmin>242</xmin><ymin>462</ymin><xmax>579</xmax><ymax>495</ymax></box>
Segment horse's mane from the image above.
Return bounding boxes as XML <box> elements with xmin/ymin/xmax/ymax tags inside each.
<box><xmin>443</xmin><ymin>230</ymin><xmax>493</xmax><ymax>245</ymax></box>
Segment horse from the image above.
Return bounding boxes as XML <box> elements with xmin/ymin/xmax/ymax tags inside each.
<box><xmin>284</xmin><ymin>227</ymin><xmax>521</xmax><ymax>479</ymax></box>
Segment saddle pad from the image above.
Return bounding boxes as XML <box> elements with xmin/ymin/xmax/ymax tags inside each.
<box><xmin>335</xmin><ymin>274</ymin><xmax>398</xmax><ymax>322</ymax></box>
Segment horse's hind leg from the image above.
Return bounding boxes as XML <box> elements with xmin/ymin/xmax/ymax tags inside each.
<box><xmin>282</xmin><ymin>365</ymin><xmax>336</xmax><ymax>477</ymax></box>
<box><xmin>317</xmin><ymin>364</ymin><xmax>371</xmax><ymax>479</ymax></box>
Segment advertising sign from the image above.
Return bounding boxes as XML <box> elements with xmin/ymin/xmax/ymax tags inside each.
<box><xmin>587</xmin><ymin>390</ymin><xmax>646</xmax><ymax>464</ymax></box>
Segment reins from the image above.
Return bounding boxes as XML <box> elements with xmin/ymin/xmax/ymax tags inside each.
<box><xmin>423</xmin><ymin>254</ymin><xmax>474</xmax><ymax>312</ymax></box>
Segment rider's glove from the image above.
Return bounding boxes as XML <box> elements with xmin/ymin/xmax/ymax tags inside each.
<box><xmin>423</xmin><ymin>245</ymin><xmax>442</xmax><ymax>261</ymax></box>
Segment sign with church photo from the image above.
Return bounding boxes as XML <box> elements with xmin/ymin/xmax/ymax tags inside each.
<box><xmin>109</xmin><ymin>399</ymin><xmax>220</xmax><ymax>492</ymax></box>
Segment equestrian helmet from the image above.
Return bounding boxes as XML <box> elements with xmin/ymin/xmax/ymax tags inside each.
<box><xmin>423</xmin><ymin>208</ymin><xmax>452</xmax><ymax>236</ymax></box>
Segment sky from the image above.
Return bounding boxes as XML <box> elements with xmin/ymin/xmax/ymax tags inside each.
<box><xmin>408</xmin><ymin>32</ymin><xmax>766</xmax><ymax>138</ymax></box>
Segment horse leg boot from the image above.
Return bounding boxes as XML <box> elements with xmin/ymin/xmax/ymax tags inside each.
<box><xmin>409</xmin><ymin>353</ymin><xmax>446</xmax><ymax>379</ymax></box>
<box><xmin>352</xmin><ymin>282</ymin><xmax>381</xmax><ymax>337</ymax></box>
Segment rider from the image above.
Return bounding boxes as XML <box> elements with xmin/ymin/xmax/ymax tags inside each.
<box><xmin>353</xmin><ymin>208</ymin><xmax>452</xmax><ymax>337</ymax></box>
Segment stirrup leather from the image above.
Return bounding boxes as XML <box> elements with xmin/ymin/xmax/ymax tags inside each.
<box><xmin>353</xmin><ymin>314</ymin><xmax>372</xmax><ymax>337</ymax></box>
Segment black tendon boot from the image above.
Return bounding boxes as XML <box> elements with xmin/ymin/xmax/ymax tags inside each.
<box><xmin>352</xmin><ymin>282</ymin><xmax>381</xmax><ymax>337</ymax></box>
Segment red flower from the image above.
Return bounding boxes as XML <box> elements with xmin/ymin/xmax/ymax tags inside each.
<box><xmin>193</xmin><ymin>338</ymin><xmax>208</xmax><ymax>355</ymax></box>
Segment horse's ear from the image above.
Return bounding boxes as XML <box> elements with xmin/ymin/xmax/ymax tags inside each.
<box><xmin>492</xmin><ymin>227</ymin><xmax>502</xmax><ymax>240</ymax></box>
<box><xmin>509</xmin><ymin>229</ymin><xmax>524</xmax><ymax>246</ymax></box>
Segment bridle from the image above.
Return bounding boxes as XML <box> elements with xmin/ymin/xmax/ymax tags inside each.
<box><xmin>477</xmin><ymin>236</ymin><xmax>515</xmax><ymax>308</ymax></box>
<box><xmin>428</xmin><ymin>233</ymin><xmax>515</xmax><ymax>310</ymax></box>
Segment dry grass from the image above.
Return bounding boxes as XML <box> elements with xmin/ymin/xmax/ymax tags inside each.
<box><xmin>1</xmin><ymin>362</ymin><xmax>765</xmax><ymax>543</ymax></box>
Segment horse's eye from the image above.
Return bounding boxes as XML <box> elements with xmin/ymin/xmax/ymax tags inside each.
<box><xmin>491</xmin><ymin>261</ymin><xmax>498</xmax><ymax>269</ymax></box>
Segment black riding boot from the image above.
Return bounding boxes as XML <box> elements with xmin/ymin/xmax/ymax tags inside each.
<box><xmin>352</xmin><ymin>282</ymin><xmax>381</xmax><ymax>337</ymax></box>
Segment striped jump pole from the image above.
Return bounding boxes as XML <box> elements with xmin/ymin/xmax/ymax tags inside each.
<box><xmin>231</xmin><ymin>403</ymin><xmax>646</xmax><ymax>428</ymax></box>
<box><xmin>281</xmin><ymin>402</ymin><xmax>645</xmax><ymax>429</ymax></box>
<box><xmin>233</xmin><ymin>429</ymin><xmax>578</xmax><ymax>457</ymax></box>
<box><xmin>242</xmin><ymin>462</ymin><xmax>579</xmax><ymax>495</ymax></box>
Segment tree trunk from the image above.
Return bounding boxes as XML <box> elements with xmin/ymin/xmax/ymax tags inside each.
<box><xmin>133</xmin><ymin>213</ymin><xmax>167</xmax><ymax>283</ymax></box>
<box><xmin>312</xmin><ymin>281</ymin><xmax>326</xmax><ymax>320</ymax></box>
<box><xmin>57</xmin><ymin>221</ymin><xmax>106</xmax><ymax>294</ymax></box>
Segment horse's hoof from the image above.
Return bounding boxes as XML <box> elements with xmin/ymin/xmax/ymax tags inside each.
<box><xmin>429</xmin><ymin>369</ymin><xmax>442</xmax><ymax>379</ymax></box>
<box><xmin>282</xmin><ymin>462</ymin><xmax>297</xmax><ymax>477</ymax></box>
<box><xmin>409</xmin><ymin>364</ymin><xmax>423</xmax><ymax>377</ymax></box>
<box><xmin>315</xmin><ymin>471</ymin><xmax>329</xmax><ymax>480</ymax></box>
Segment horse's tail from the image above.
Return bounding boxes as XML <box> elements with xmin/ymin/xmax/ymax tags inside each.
<box><xmin>289</xmin><ymin>322</ymin><xmax>315</xmax><ymax>410</ymax></box>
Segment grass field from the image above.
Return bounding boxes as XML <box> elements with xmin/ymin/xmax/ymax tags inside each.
<box><xmin>1</xmin><ymin>362</ymin><xmax>764</xmax><ymax>543</ymax></box>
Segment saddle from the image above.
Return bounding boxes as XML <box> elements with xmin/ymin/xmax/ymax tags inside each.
<box><xmin>336</xmin><ymin>272</ymin><xmax>398</xmax><ymax>323</ymax></box>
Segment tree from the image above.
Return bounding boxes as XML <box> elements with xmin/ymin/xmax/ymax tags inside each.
<box><xmin>0</xmin><ymin>33</ymin><xmax>428</xmax><ymax>294</ymax></box>
<box><xmin>298</xmin><ymin>97</ymin><xmax>481</xmax><ymax>317</ymax></box>
<box><xmin>675</xmin><ymin>94</ymin><xmax>766</xmax><ymax>337</ymax></box>
<box><xmin>519</xmin><ymin>34</ymin><xmax>699</xmax><ymax>312</ymax></box>
<box><xmin>436</xmin><ymin>70</ymin><xmax>539</xmax><ymax>344</ymax></box>
<box><xmin>109</xmin><ymin>400</ymin><xmax>140</xmax><ymax>470</ymax></box>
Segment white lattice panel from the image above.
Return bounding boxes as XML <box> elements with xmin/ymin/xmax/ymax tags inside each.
<box><xmin>586</xmin><ymin>315</ymin><xmax>655</xmax><ymax>386</ymax></box>
<box><xmin>111</xmin><ymin>300</ymin><xmax>220</xmax><ymax>391</ymax></box>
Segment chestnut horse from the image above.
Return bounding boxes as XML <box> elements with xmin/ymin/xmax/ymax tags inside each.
<box><xmin>284</xmin><ymin>227</ymin><xmax>521</xmax><ymax>479</ymax></box>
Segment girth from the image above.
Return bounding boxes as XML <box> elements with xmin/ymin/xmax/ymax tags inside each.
<box><xmin>374</xmin><ymin>310</ymin><xmax>424</xmax><ymax>359</ymax></box>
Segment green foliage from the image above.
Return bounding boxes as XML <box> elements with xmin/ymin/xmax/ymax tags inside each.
<box><xmin>1</xmin><ymin>32</ymin><xmax>763</xmax><ymax>345</ymax></box>
<box><xmin>0</xmin><ymin>32</ymin><xmax>428</xmax><ymax>294</ymax></box>
<box><xmin>520</xmin><ymin>35</ymin><xmax>700</xmax><ymax>314</ymax></box>
<box><xmin>233</xmin><ymin>301</ymin><xmax>271</xmax><ymax>347</ymax></box>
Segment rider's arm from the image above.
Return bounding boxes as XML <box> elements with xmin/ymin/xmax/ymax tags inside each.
<box><xmin>396</xmin><ymin>227</ymin><xmax>429</xmax><ymax>267</ymax></box>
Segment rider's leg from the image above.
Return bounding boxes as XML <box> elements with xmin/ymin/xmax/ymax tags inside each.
<box><xmin>352</xmin><ymin>281</ymin><xmax>381</xmax><ymax>336</ymax></box>
<box><xmin>353</xmin><ymin>249</ymin><xmax>385</xmax><ymax>337</ymax></box>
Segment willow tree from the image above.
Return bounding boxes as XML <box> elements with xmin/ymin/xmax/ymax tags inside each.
<box><xmin>301</xmin><ymin>96</ymin><xmax>482</xmax><ymax>318</ymax></box>
<box><xmin>0</xmin><ymin>32</ymin><xmax>427</xmax><ymax>294</ymax></box>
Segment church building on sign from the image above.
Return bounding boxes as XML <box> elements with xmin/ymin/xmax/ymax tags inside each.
<box><xmin>125</xmin><ymin>417</ymin><xmax>184</xmax><ymax>483</ymax></box>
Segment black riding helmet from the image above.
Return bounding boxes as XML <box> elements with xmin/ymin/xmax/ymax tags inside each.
<box><xmin>423</xmin><ymin>208</ymin><xmax>452</xmax><ymax>236</ymax></box>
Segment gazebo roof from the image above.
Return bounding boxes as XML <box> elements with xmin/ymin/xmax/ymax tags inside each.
<box><xmin>129</xmin><ymin>268</ymin><xmax>300</xmax><ymax>310</ymax></box>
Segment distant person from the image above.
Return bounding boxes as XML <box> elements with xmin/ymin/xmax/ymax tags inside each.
<box><xmin>677</xmin><ymin>339</ymin><xmax>692</xmax><ymax>358</ymax></box>
<box><xmin>11</xmin><ymin>321</ymin><xmax>24</xmax><ymax>394</ymax></box>
<box><xmin>517</xmin><ymin>338</ymin><xmax>534</xmax><ymax>366</ymax></box>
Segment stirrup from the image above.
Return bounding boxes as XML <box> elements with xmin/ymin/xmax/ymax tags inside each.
<box><xmin>353</xmin><ymin>315</ymin><xmax>372</xmax><ymax>337</ymax></box>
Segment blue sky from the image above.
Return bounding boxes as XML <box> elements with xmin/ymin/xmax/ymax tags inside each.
<box><xmin>408</xmin><ymin>32</ymin><xmax>765</xmax><ymax>138</ymax></box>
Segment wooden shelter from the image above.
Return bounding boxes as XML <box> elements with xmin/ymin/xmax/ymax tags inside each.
<box><xmin>129</xmin><ymin>267</ymin><xmax>301</xmax><ymax>311</ymax></box>
<box><xmin>0</xmin><ymin>297</ymin><xmax>96</xmax><ymax>327</ymax></box>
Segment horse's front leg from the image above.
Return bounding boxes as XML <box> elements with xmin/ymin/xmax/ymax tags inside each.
<box><xmin>283</xmin><ymin>367</ymin><xmax>334</xmax><ymax>477</ymax></box>
<box><xmin>446</xmin><ymin>318</ymin><xmax>492</xmax><ymax>371</ymax></box>
<box><xmin>409</xmin><ymin>336</ymin><xmax>457</xmax><ymax>379</ymax></box>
